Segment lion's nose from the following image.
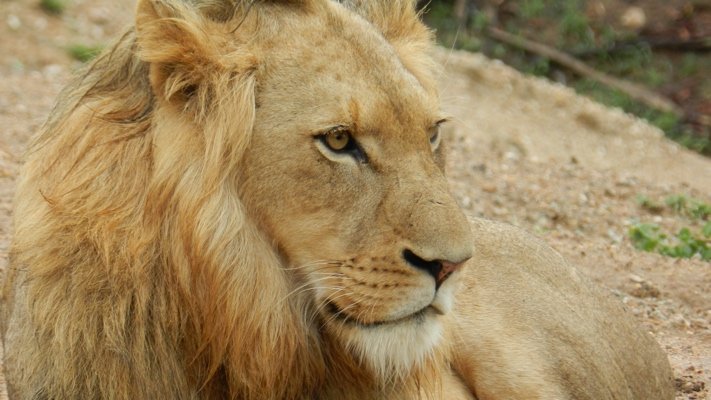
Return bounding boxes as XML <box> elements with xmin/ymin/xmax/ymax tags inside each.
<box><xmin>402</xmin><ymin>249</ymin><xmax>469</xmax><ymax>289</ymax></box>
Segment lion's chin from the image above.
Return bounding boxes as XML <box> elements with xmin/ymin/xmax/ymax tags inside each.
<box><xmin>325</xmin><ymin>301</ymin><xmax>436</xmax><ymax>327</ymax></box>
<box><xmin>326</xmin><ymin>306</ymin><xmax>444</xmax><ymax>380</ymax></box>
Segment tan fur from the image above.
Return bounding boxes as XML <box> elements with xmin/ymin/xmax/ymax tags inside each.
<box><xmin>1</xmin><ymin>1</ymin><xmax>673</xmax><ymax>399</ymax></box>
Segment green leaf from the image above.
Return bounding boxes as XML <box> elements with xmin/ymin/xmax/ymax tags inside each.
<box><xmin>665</xmin><ymin>195</ymin><xmax>687</xmax><ymax>213</ymax></box>
<box><xmin>40</xmin><ymin>0</ymin><xmax>67</xmax><ymax>14</ymax></box>
<box><xmin>703</xmin><ymin>221</ymin><xmax>711</xmax><ymax>238</ymax></box>
<box><xmin>67</xmin><ymin>44</ymin><xmax>103</xmax><ymax>63</ymax></box>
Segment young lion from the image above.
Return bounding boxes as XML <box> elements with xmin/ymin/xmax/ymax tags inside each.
<box><xmin>1</xmin><ymin>0</ymin><xmax>674</xmax><ymax>399</ymax></box>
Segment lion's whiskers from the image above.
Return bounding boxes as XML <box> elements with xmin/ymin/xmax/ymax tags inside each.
<box><xmin>284</xmin><ymin>260</ymin><xmax>342</xmax><ymax>271</ymax></box>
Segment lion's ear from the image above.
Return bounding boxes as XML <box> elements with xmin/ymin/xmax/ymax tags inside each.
<box><xmin>341</xmin><ymin>0</ymin><xmax>431</xmax><ymax>45</ymax></box>
<box><xmin>341</xmin><ymin>0</ymin><xmax>438</xmax><ymax>94</ymax></box>
<box><xmin>136</xmin><ymin>0</ymin><xmax>261</xmax><ymax>181</ymax></box>
<box><xmin>135</xmin><ymin>0</ymin><xmax>258</xmax><ymax>117</ymax></box>
<box><xmin>136</xmin><ymin>0</ymin><xmax>209</xmax><ymax>107</ymax></box>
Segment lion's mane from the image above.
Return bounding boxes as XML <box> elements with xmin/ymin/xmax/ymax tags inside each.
<box><xmin>3</xmin><ymin>3</ymin><xmax>337</xmax><ymax>398</ymax></box>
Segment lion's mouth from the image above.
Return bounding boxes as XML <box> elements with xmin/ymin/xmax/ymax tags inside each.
<box><xmin>325</xmin><ymin>301</ymin><xmax>443</xmax><ymax>328</ymax></box>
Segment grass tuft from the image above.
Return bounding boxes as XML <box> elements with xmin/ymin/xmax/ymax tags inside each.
<box><xmin>40</xmin><ymin>0</ymin><xmax>67</xmax><ymax>15</ymax></box>
<box><xmin>422</xmin><ymin>1</ymin><xmax>711</xmax><ymax>156</ymax></box>
<box><xmin>67</xmin><ymin>44</ymin><xmax>103</xmax><ymax>63</ymax></box>
<box><xmin>629</xmin><ymin>194</ymin><xmax>710</xmax><ymax>261</ymax></box>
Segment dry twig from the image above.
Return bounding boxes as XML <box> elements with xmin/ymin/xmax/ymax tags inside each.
<box><xmin>486</xmin><ymin>27</ymin><xmax>684</xmax><ymax>117</ymax></box>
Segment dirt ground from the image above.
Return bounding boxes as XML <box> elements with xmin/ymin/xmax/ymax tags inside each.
<box><xmin>0</xmin><ymin>0</ymin><xmax>709</xmax><ymax>398</ymax></box>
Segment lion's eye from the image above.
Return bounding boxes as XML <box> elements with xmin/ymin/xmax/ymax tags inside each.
<box><xmin>429</xmin><ymin>129</ymin><xmax>440</xmax><ymax>145</ymax></box>
<box><xmin>324</xmin><ymin>129</ymin><xmax>352</xmax><ymax>152</ymax></box>
<box><xmin>316</xmin><ymin>127</ymin><xmax>368</xmax><ymax>163</ymax></box>
<box><xmin>429</xmin><ymin>125</ymin><xmax>442</xmax><ymax>151</ymax></box>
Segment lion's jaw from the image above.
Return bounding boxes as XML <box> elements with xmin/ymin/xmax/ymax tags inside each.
<box><xmin>321</xmin><ymin>266</ymin><xmax>463</xmax><ymax>379</ymax></box>
<box><xmin>238</xmin><ymin>2</ymin><xmax>473</xmax><ymax>379</ymax></box>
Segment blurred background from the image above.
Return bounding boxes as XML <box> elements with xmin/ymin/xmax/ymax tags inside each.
<box><xmin>418</xmin><ymin>0</ymin><xmax>710</xmax><ymax>156</ymax></box>
<box><xmin>5</xmin><ymin>0</ymin><xmax>710</xmax><ymax>155</ymax></box>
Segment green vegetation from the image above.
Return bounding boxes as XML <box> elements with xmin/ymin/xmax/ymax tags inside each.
<box><xmin>40</xmin><ymin>0</ymin><xmax>68</xmax><ymax>15</ymax></box>
<box><xmin>630</xmin><ymin>194</ymin><xmax>710</xmax><ymax>261</ymax></box>
<box><xmin>636</xmin><ymin>194</ymin><xmax>664</xmax><ymax>213</ymax></box>
<box><xmin>67</xmin><ymin>44</ymin><xmax>103</xmax><ymax>63</ymax></box>
<box><xmin>629</xmin><ymin>223</ymin><xmax>710</xmax><ymax>261</ymax></box>
<box><xmin>663</xmin><ymin>194</ymin><xmax>711</xmax><ymax>219</ymax></box>
<box><xmin>576</xmin><ymin>79</ymin><xmax>711</xmax><ymax>153</ymax></box>
<box><xmin>422</xmin><ymin>1</ymin><xmax>711</xmax><ymax>156</ymax></box>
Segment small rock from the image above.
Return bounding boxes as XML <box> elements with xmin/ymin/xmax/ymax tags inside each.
<box><xmin>504</xmin><ymin>150</ymin><xmax>520</xmax><ymax>161</ymax></box>
<box><xmin>675</xmin><ymin>377</ymin><xmax>705</xmax><ymax>393</ymax></box>
<box><xmin>88</xmin><ymin>7</ymin><xmax>111</xmax><ymax>24</ymax></box>
<box><xmin>629</xmin><ymin>281</ymin><xmax>660</xmax><ymax>298</ymax></box>
<box><xmin>90</xmin><ymin>26</ymin><xmax>105</xmax><ymax>39</ymax></box>
<box><xmin>43</xmin><ymin>64</ymin><xmax>63</xmax><ymax>78</ymax></box>
<box><xmin>459</xmin><ymin>196</ymin><xmax>472</xmax><ymax>209</ymax></box>
<box><xmin>493</xmin><ymin>207</ymin><xmax>507</xmax><ymax>216</ymax></box>
<box><xmin>587</xmin><ymin>1</ymin><xmax>606</xmax><ymax>18</ymax></box>
<box><xmin>690</xmin><ymin>319</ymin><xmax>708</xmax><ymax>329</ymax></box>
<box><xmin>471</xmin><ymin>163</ymin><xmax>486</xmax><ymax>173</ymax></box>
<box><xmin>607</xmin><ymin>228</ymin><xmax>622</xmax><ymax>243</ymax></box>
<box><xmin>7</xmin><ymin>14</ymin><xmax>21</xmax><ymax>30</ymax></box>
<box><xmin>33</xmin><ymin>17</ymin><xmax>48</xmax><ymax>31</ymax></box>
<box><xmin>670</xmin><ymin>314</ymin><xmax>691</xmax><ymax>329</ymax></box>
<box><xmin>620</xmin><ymin>6</ymin><xmax>646</xmax><ymax>31</ymax></box>
<box><xmin>481</xmin><ymin>183</ymin><xmax>497</xmax><ymax>193</ymax></box>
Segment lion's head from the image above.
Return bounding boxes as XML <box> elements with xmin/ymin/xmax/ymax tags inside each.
<box><xmin>138</xmin><ymin>0</ymin><xmax>472</xmax><ymax>375</ymax></box>
<box><xmin>5</xmin><ymin>0</ymin><xmax>472</xmax><ymax>398</ymax></box>
<box><xmin>232</xmin><ymin>0</ymin><xmax>474</xmax><ymax>376</ymax></box>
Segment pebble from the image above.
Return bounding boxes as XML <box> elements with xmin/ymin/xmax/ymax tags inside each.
<box><xmin>481</xmin><ymin>183</ymin><xmax>497</xmax><ymax>193</ymax></box>
<box><xmin>43</xmin><ymin>64</ymin><xmax>63</xmax><ymax>78</ymax></box>
<box><xmin>620</xmin><ymin>6</ymin><xmax>647</xmax><ymax>31</ymax></box>
<box><xmin>678</xmin><ymin>378</ymin><xmax>705</xmax><ymax>393</ymax></box>
<box><xmin>6</xmin><ymin>14</ymin><xmax>21</xmax><ymax>30</ymax></box>
<box><xmin>459</xmin><ymin>196</ymin><xmax>472</xmax><ymax>209</ymax></box>
<box><xmin>670</xmin><ymin>314</ymin><xmax>691</xmax><ymax>329</ymax></box>
<box><xmin>607</xmin><ymin>229</ymin><xmax>622</xmax><ymax>243</ymax></box>
<box><xmin>33</xmin><ymin>17</ymin><xmax>47</xmax><ymax>31</ymax></box>
<box><xmin>630</xmin><ymin>281</ymin><xmax>660</xmax><ymax>299</ymax></box>
<box><xmin>88</xmin><ymin>7</ymin><xmax>111</xmax><ymax>24</ymax></box>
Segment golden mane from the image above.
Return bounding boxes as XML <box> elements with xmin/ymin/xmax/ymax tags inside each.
<box><xmin>5</xmin><ymin>0</ymin><xmax>454</xmax><ymax>395</ymax></box>
<box><xmin>9</xmin><ymin>11</ymin><xmax>328</xmax><ymax>400</ymax></box>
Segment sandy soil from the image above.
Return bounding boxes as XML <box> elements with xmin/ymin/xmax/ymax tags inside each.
<box><xmin>439</xmin><ymin>51</ymin><xmax>710</xmax><ymax>399</ymax></box>
<box><xmin>0</xmin><ymin>0</ymin><xmax>709</xmax><ymax>398</ymax></box>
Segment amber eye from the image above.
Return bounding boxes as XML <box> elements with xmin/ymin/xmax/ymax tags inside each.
<box><xmin>324</xmin><ymin>129</ymin><xmax>352</xmax><ymax>152</ymax></box>
<box><xmin>316</xmin><ymin>127</ymin><xmax>368</xmax><ymax>163</ymax></box>
<box><xmin>429</xmin><ymin>128</ymin><xmax>440</xmax><ymax>145</ymax></box>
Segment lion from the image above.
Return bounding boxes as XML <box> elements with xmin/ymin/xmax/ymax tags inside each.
<box><xmin>1</xmin><ymin>0</ymin><xmax>674</xmax><ymax>399</ymax></box>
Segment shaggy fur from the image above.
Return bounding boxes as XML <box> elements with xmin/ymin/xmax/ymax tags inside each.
<box><xmin>2</xmin><ymin>1</ymin><xmax>674</xmax><ymax>399</ymax></box>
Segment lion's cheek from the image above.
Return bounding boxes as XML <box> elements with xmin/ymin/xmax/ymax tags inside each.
<box><xmin>242</xmin><ymin>166</ymin><xmax>377</xmax><ymax>261</ymax></box>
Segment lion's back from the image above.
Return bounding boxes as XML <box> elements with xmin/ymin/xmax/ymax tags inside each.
<box><xmin>451</xmin><ymin>218</ymin><xmax>675</xmax><ymax>400</ymax></box>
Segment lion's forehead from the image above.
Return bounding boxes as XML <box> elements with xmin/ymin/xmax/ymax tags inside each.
<box><xmin>254</xmin><ymin>7</ymin><xmax>438</xmax><ymax>132</ymax></box>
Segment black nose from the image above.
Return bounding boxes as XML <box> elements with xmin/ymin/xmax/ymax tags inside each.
<box><xmin>403</xmin><ymin>249</ymin><xmax>463</xmax><ymax>290</ymax></box>
<box><xmin>403</xmin><ymin>249</ymin><xmax>441</xmax><ymax>280</ymax></box>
